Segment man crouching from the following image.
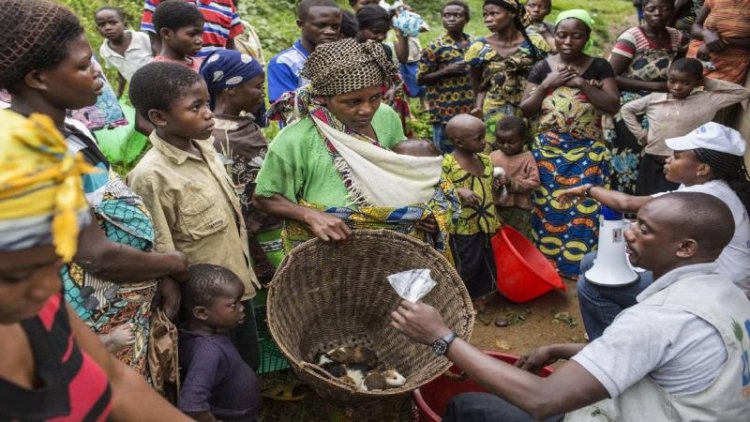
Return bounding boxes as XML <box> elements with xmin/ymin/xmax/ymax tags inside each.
<box><xmin>391</xmin><ymin>192</ymin><xmax>750</xmax><ymax>421</ymax></box>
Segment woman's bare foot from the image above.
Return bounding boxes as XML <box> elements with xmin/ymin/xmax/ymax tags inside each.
<box><xmin>100</xmin><ymin>323</ymin><xmax>135</xmax><ymax>353</ymax></box>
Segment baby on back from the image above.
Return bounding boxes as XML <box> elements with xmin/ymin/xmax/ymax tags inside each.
<box><xmin>392</xmin><ymin>139</ymin><xmax>442</xmax><ymax>157</ymax></box>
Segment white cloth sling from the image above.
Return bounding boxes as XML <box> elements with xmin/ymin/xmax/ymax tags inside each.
<box><xmin>312</xmin><ymin>115</ymin><xmax>442</xmax><ymax>207</ymax></box>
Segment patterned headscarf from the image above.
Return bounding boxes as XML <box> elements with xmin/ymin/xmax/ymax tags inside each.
<box><xmin>199</xmin><ymin>49</ymin><xmax>265</xmax><ymax>108</ymax></box>
<box><xmin>554</xmin><ymin>9</ymin><xmax>596</xmax><ymax>53</ymax></box>
<box><xmin>301</xmin><ymin>39</ymin><xmax>399</xmax><ymax>97</ymax></box>
<box><xmin>0</xmin><ymin>110</ymin><xmax>93</xmax><ymax>261</ymax></box>
<box><xmin>484</xmin><ymin>0</ymin><xmax>530</xmax><ymax>27</ymax></box>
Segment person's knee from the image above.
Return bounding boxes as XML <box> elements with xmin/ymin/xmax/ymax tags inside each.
<box><xmin>444</xmin><ymin>393</ymin><xmax>504</xmax><ymax>422</ymax></box>
<box><xmin>579</xmin><ymin>251</ymin><xmax>597</xmax><ymax>273</ymax></box>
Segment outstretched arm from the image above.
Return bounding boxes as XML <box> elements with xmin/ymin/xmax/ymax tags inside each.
<box><xmin>390</xmin><ymin>301</ymin><xmax>608</xmax><ymax>420</ymax></box>
<box><xmin>557</xmin><ymin>184</ymin><xmax>652</xmax><ymax>213</ymax></box>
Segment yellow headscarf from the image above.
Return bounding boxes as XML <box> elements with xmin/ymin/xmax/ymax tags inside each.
<box><xmin>0</xmin><ymin>109</ymin><xmax>94</xmax><ymax>261</ymax></box>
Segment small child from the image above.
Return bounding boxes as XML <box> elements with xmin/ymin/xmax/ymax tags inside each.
<box><xmin>489</xmin><ymin>116</ymin><xmax>540</xmax><ymax>239</ymax></box>
<box><xmin>392</xmin><ymin>139</ymin><xmax>442</xmax><ymax>157</ymax></box>
<box><xmin>95</xmin><ymin>6</ymin><xmax>154</xmax><ymax>98</ymax></box>
<box><xmin>620</xmin><ymin>58</ymin><xmax>750</xmax><ymax>195</ymax></box>
<box><xmin>152</xmin><ymin>0</ymin><xmax>205</xmax><ymax>72</ymax></box>
<box><xmin>443</xmin><ymin>114</ymin><xmax>500</xmax><ymax>308</ymax></box>
<box><xmin>179</xmin><ymin>264</ymin><xmax>260</xmax><ymax>421</ymax></box>
<box><xmin>128</xmin><ymin>62</ymin><xmax>262</xmax><ymax>368</ymax></box>
<box><xmin>524</xmin><ymin>0</ymin><xmax>556</xmax><ymax>53</ymax></box>
<box><xmin>198</xmin><ymin>49</ymin><xmax>282</xmax><ymax>283</ymax></box>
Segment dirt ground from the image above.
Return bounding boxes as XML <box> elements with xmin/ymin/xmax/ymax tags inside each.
<box><xmin>470</xmin><ymin>278</ymin><xmax>585</xmax><ymax>355</ymax></box>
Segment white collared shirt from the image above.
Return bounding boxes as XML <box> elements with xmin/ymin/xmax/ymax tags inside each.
<box><xmin>99</xmin><ymin>30</ymin><xmax>154</xmax><ymax>81</ymax></box>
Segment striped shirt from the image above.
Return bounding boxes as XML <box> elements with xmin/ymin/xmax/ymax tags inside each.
<box><xmin>0</xmin><ymin>293</ymin><xmax>112</xmax><ymax>421</ymax></box>
<box><xmin>611</xmin><ymin>26</ymin><xmax>685</xmax><ymax>60</ymax></box>
<box><xmin>140</xmin><ymin>0</ymin><xmax>243</xmax><ymax>57</ymax></box>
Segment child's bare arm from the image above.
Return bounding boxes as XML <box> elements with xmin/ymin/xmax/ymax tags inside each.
<box><xmin>620</xmin><ymin>95</ymin><xmax>651</xmax><ymax>145</ymax></box>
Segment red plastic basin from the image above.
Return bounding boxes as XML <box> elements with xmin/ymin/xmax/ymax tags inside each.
<box><xmin>492</xmin><ymin>226</ymin><xmax>566</xmax><ymax>302</ymax></box>
<box><xmin>413</xmin><ymin>351</ymin><xmax>553</xmax><ymax>422</ymax></box>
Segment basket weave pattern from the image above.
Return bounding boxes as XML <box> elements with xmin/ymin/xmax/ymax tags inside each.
<box><xmin>267</xmin><ymin>230</ymin><xmax>474</xmax><ymax>407</ymax></box>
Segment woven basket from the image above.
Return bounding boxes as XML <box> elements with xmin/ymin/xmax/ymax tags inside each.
<box><xmin>267</xmin><ymin>230</ymin><xmax>474</xmax><ymax>411</ymax></box>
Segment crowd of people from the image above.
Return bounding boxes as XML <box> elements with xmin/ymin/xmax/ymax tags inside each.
<box><xmin>0</xmin><ymin>0</ymin><xmax>749</xmax><ymax>420</ymax></box>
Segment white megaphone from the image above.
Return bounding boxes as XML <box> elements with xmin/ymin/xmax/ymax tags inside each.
<box><xmin>584</xmin><ymin>206</ymin><xmax>639</xmax><ymax>286</ymax></box>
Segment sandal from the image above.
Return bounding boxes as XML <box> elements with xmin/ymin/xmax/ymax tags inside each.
<box><xmin>260</xmin><ymin>382</ymin><xmax>309</xmax><ymax>402</ymax></box>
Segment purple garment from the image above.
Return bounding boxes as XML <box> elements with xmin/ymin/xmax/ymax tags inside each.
<box><xmin>67</xmin><ymin>57</ymin><xmax>127</xmax><ymax>131</ymax></box>
<box><xmin>178</xmin><ymin>329</ymin><xmax>260</xmax><ymax>420</ymax></box>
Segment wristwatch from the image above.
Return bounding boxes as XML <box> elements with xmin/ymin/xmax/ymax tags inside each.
<box><xmin>432</xmin><ymin>331</ymin><xmax>458</xmax><ymax>356</ymax></box>
<box><xmin>583</xmin><ymin>184</ymin><xmax>594</xmax><ymax>197</ymax></box>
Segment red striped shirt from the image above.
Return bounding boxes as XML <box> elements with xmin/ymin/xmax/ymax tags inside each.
<box><xmin>141</xmin><ymin>0</ymin><xmax>244</xmax><ymax>56</ymax></box>
<box><xmin>0</xmin><ymin>294</ymin><xmax>112</xmax><ymax>421</ymax></box>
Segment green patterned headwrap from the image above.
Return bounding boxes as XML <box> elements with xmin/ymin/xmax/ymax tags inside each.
<box><xmin>554</xmin><ymin>9</ymin><xmax>595</xmax><ymax>54</ymax></box>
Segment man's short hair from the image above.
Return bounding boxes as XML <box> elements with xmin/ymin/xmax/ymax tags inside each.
<box><xmin>650</xmin><ymin>192</ymin><xmax>734</xmax><ymax>259</ymax></box>
<box><xmin>443</xmin><ymin>1</ymin><xmax>471</xmax><ymax>21</ymax></box>
<box><xmin>153</xmin><ymin>0</ymin><xmax>204</xmax><ymax>33</ymax></box>
<box><xmin>129</xmin><ymin>61</ymin><xmax>203</xmax><ymax>118</ymax></box>
<box><xmin>299</xmin><ymin>0</ymin><xmax>340</xmax><ymax>20</ymax></box>
<box><xmin>182</xmin><ymin>264</ymin><xmax>243</xmax><ymax>311</ymax></box>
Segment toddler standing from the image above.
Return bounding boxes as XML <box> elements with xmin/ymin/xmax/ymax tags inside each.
<box><xmin>489</xmin><ymin>116</ymin><xmax>539</xmax><ymax>239</ymax></box>
<box><xmin>95</xmin><ymin>6</ymin><xmax>154</xmax><ymax>98</ymax></box>
<box><xmin>443</xmin><ymin>114</ymin><xmax>500</xmax><ymax>307</ymax></box>
<box><xmin>179</xmin><ymin>264</ymin><xmax>260</xmax><ymax>422</ymax></box>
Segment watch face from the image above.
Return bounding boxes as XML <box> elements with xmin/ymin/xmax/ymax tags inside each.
<box><xmin>432</xmin><ymin>339</ymin><xmax>448</xmax><ymax>356</ymax></box>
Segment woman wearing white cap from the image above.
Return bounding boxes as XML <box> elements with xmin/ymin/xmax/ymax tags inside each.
<box><xmin>558</xmin><ymin>122</ymin><xmax>750</xmax><ymax>340</ymax></box>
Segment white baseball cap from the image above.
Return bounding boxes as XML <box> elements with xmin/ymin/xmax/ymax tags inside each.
<box><xmin>665</xmin><ymin>122</ymin><xmax>747</xmax><ymax>157</ymax></box>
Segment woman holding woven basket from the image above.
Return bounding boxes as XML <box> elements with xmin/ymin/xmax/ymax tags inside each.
<box><xmin>255</xmin><ymin>38</ymin><xmax>458</xmax><ymax>257</ymax></box>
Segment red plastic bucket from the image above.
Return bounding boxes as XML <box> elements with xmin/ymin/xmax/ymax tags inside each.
<box><xmin>492</xmin><ymin>226</ymin><xmax>566</xmax><ymax>302</ymax></box>
<box><xmin>413</xmin><ymin>351</ymin><xmax>553</xmax><ymax>422</ymax></box>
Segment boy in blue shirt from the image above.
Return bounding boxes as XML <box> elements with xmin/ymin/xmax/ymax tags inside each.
<box><xmin>267</xmin><ymin>0</ymin><xmax>342</xmax><ymax>103</ymax></box>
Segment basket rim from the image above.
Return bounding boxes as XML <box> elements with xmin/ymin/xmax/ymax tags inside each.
<box><xmin>266</xmin><ymin>229</ymin><xmax>475</xmax><ymax>398</ymax></box>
